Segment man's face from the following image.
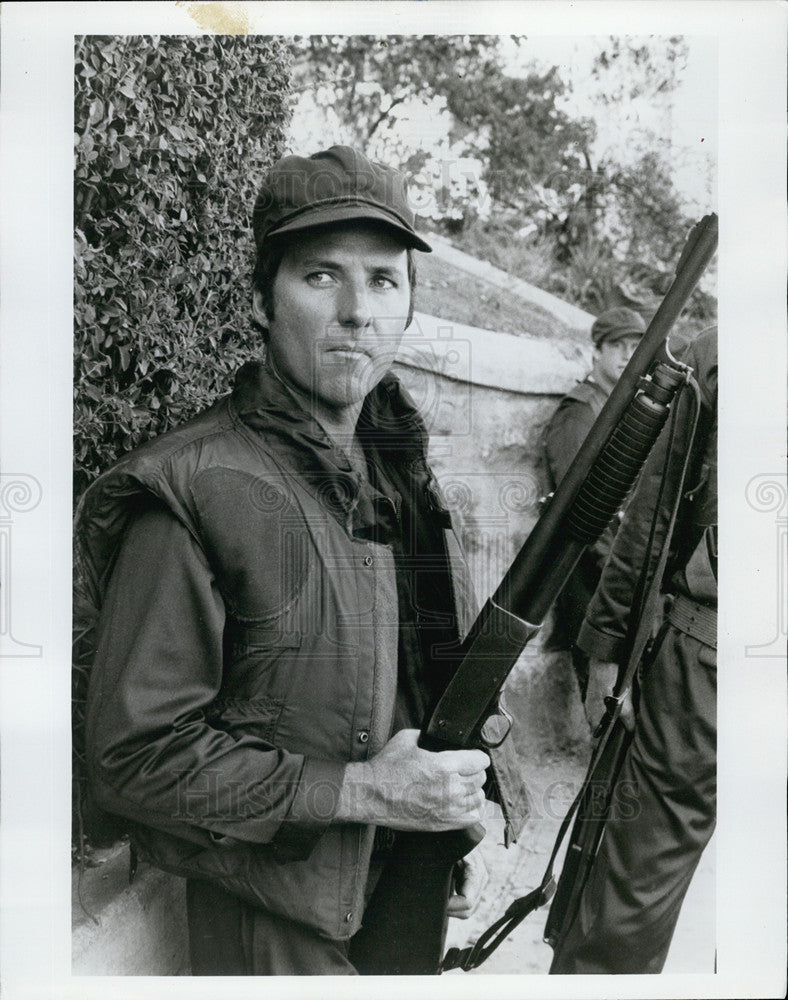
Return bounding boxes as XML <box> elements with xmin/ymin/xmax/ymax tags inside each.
<box><xmin>595</xmin><ymin>335</ymin><xmax>641</xmax><ymax>388</ymax></box>
<box><xmin>254</xmin><ymin>223</ymin><xmax>411</xmax><ymax>414</ymax></box>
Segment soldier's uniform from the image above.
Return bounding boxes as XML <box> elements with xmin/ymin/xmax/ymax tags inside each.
<box><xmin>550</xmin><ymin>327</ymin><xmax>718</xmax><ymax>973</ymax></box>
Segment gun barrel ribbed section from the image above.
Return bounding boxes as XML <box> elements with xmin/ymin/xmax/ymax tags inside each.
<box><xmin>564</xmin><ymin>385</ymin><xmax>673</xmax><ymax>544</ymax></box>
<box><xmin>495</xmin><ymin>359</ymin><xmax>687</xmax><ymax>624</ymax></box>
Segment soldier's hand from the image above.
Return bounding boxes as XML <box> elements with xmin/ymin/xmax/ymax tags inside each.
<box><xmin>584</xmin><ymin>659</ymin><xmax>635</xmax><ymax>732</ymax></box>
<box><xmin>336</xmin><ymin>728</ymin><xmax>490</xmax><ymax>832</ymax></box>
<box><xmin>447</xmin><ymin>842</ymin><xmax>489</xmax><ymax>919</ymax></box>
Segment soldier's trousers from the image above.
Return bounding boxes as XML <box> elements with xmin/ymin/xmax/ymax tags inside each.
<box><xmin>186</xmin><ymin>853</ymin><xmax>414</xmax><ymax>975</ymax></box>
<box><xmin>550</xmin><ymin>620</ymin><xmax>717</xmax><ymax>974</ymax></box>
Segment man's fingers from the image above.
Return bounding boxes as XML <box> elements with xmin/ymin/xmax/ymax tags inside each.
<box><xmin>446</xmin><ymin>894</ymin><xmax>473</xmax><ymax>917</ymax></box>
<box><xmin>457</xmin><ymin>769</ymin><xmax>487</xmax><ymax>792</ymax></box>
<box><xmin>461</xmin><ymin>852</ymin><xmax>488</xmax><ymax>900</ymax></box>
<box><xmin>620</xmin><ymin>691</ymin><xmax>636</xmax><ymax>731</ymax></box>
<box><xmin>450</xmin><ymin>749</ymin><xmax>491</xmax><ymax>775</ymax></box>
<box><xmin>395</xmin><ymin>733</ymin><xmax>490</xmax><ymax>776</ymax></box>
<box><xmin>466</xmin><ymin>788</ymin><xmax>486</xmax><ymax>813</ymax></box>
<box><xmin>448</xmin><ymin>851</ymin><xmax>488</xmax><ymax>918</ymax></box>
<box><xmin>389</xmin><ymin>728</ymin><xmax>419</xmax><ymax>749</ymax></box>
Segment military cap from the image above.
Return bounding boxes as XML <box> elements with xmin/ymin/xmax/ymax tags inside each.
<box><xmin>253</xmin><ymin>145</ymin><xmax>432</xmax><ymax>253</ymax></box>
<box><xmin>591</xmin><ymin>307</ymin><xmax>647</xmax><ymax>347</ymax></box>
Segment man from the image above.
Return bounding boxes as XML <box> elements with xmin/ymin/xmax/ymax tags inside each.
<box><xmin>543</xmin><ymin>307</ymin><xmax>646</xmax><ymax>699</ymax></box>
<box><xmin>75</xmin><ymin>146</ymin><xmax>528</xmax><ymax>975</ymax></box>
<box><xmin>550</xmin><ymin>326</ymin><xmax>717</xmax><ymax>973</ymax></box>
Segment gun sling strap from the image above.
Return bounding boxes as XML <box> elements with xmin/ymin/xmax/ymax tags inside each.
<box><xmin>440</xmin><ymin>375</ymin><xmax>702</xmax><ymax>974</ymax></box>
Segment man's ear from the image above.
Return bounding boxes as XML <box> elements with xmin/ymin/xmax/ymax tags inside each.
<box><xmin>252</xmin><ymin>288</ymin><xmax>270</xmax><ymax>327</ymax></box>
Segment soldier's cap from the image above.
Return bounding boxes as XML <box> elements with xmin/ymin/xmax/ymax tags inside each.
<box><xmin>253</xmin><ymin>145</ymin><xmax>432</xmax><ymax>254</ymax></box>
<box><xmin>591</xmin><ymin>307</ymin><xmax>647</xmax><ymax>347</ymax></box>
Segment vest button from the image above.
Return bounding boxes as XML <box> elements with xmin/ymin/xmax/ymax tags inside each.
<box><xmin>357</xmin><ymin>730</ymin><xmax>369</xmax><ymax>743</ymax></box>
<box><xmin>344</xmin><ymin>911</ymin><xmax>353</xmax><ymax>923</ymax></box>
<box><xmin>363</xmin><ymin>554</ymin><xmax>373</xmax><ymax>567</ymax></box>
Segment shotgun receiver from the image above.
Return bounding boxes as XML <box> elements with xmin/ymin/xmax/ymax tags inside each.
<box><xmin>353</xmin><ymin>214</ymin><xmax>718</xmax><ymax>975</ymax></box>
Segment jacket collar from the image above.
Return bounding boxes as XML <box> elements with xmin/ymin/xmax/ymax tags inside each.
<box><xmin>230</xmin><ymin>360</ymin><xmax>431</xmax><ymax>539</ymax></box>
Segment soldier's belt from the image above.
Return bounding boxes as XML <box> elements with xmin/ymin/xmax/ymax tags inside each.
<box><xmin>667</xmin><ymin>592</ymin><xmax>717</xmax><ymax>649</ymax></box>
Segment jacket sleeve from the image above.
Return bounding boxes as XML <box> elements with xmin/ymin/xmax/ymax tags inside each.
<box><xmin>85</xmin><ymin>499</ymin><xmax>345</xmax><ymax>853</ymax></box>
<box><xmin>577</xmin><ymin>335</ymin><xmax>717</xmax><ymax>662</ymax></box>
<box><xmin>544</xmin><ymin>397</ymin><xmax>595</xmax><ymax>489</ymax></box>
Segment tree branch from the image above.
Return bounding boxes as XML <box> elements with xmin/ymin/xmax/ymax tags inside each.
<box><xmin>366</xmin><ymin>94</ymin><xmax>408</xmax><ymax>141</ymax></box>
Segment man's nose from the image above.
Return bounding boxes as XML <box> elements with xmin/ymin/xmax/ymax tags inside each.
<box><xmin>336</xmin><ymin>280</ymin><xmax>373</xmax><ymax>330</ymax></box>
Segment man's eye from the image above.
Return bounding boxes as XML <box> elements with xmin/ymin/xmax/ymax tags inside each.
<box><xmin>371</xmin><ymin>275</ymin><xmax>396</xmax><ymax>289</ymax></box>
<box><xmin>306</xmin><ymin>271</ymin><xmax>334</xmax><ymax>286</ymax></box>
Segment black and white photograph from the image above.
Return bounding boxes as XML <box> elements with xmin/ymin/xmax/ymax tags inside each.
<box><xmin>0</xmin><ymin>3</ymin><xmax>785</xmax><ymax>998</ymax></box>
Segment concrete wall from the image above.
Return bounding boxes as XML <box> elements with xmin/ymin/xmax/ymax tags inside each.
<box><xmin>425</xmin><ymin>232</ymin><xmax>595</xmax><ymax>332</ymax></box>
<box><xmin>395</xmin><ymin>311</ymin><xmax>592</xmax><ymax>754</ymax></box>
<box><xmin>72</xmin><ymin>311</ymin><xmax>593</xmax><ymax>974</ymax></box>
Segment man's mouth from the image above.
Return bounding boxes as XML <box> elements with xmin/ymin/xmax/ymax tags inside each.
<box><xmin>325</xmin><ymin>346</ymin><xmax>372</xmax><ymax>361</ymax></box>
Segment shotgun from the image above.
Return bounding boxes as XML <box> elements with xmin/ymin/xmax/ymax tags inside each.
<box><xmin>353</xmin><ymin>213</ymin><xmax>718</xmax><ymax>975</ymax></box>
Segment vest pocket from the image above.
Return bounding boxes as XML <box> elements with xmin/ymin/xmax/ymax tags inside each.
<box><xmin>205</xmin><ymin>696</ymin><xmax>285</xmax><ymax>743</ymax></box>
<box><xmin>223</xmin><ymin>620</ymin><xmax>304</xmax><ymax>713</ymax></box>
<box><xmin>225</xmin><ymin>620</ymin><xmax>303</xmax><ymax>650</ymax></box>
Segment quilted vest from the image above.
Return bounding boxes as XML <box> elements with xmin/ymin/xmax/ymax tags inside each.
<box><xmin>76</xmin><ymin>364</ymin><xmax>480</xmax><ymax>939</ymax></box>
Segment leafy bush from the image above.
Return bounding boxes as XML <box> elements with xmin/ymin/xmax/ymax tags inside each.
<box><xmin>72</xmin><ymin>36</ymin><xmax>291</xmax><ymax>852</ymax></box>
<box><xmin>74</xmin><ymin>35</ymin><xmax>292</xmax><ymax>499</ymax></box>
<box><xmin>453</xmin><ymin>210</ymin><xmax>715</xmax><ymax>330</ymax></box>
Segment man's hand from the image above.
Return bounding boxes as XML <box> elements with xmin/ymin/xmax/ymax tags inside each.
<box><xmin>336</xmin><ymin>728</ymin><xmax>490</xmax><ymax>832</ymax></box>
<box><xmin>447</xmin><ymin>842</ymin><xmax>488</xmax><ymax>919</ymax></box>
<box><xmin>584</xmin><ymin>659</ymin><xmax>636</xmax><ymax>732</ymax></box>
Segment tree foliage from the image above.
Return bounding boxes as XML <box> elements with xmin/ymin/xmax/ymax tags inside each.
<box><xmin>291</xmin><ymin>35</ymin><xmax>714</xmax><ymax>320</ymax></box>
<box><xmin>292</xmin><ymin>35</ymin><xmax>593</xmax><ymax>224</ymax></box>
<box><xmin>293</xmin><ymin>35</ymin><xmax>496</xmax><ymax>149</ymax></box>
<box><xmin>589</xmin><ymin>36</ymin><xmax>689</xmax><ymax>104</ymax></box>
<box><xmin>446</xmin><ymin>62</ymin><xmax>593</xmax><ymax>213</ymax></box>
<box><xmin>74</xmin><ymin>35</ymin><xmax>292</xmax><ymax>498</ymax></box>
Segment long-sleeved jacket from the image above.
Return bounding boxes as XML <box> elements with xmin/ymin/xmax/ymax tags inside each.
<box><xmin>578</xmin><ymin>328</ymin><xmax>718</xmax><ymax>662</ymax></box>
<box><xmin>544</xmin><ymin>376</ymin><xmax>609</xmax><ymax>491</ymax></box>
<box><xmin>76</xmin><ymin>362</ymin><xmax>528</xmax><ymax>939</ymax></box>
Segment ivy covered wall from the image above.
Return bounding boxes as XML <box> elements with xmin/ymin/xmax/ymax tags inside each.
<box><xmin>74</xmin><ymin>35</ymin><xmax>292</xmax><ymax>497</ymax></box>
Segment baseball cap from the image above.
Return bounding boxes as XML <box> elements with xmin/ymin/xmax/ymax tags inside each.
<box><xmin>591</xmin><ymin>307</ymin><xmax>647</xmax><ymax>347</ymax></box>
<box><xmin>252</xmin><ymin>146</ymin><xmax>432</xmax><ymax>253</ymax></box>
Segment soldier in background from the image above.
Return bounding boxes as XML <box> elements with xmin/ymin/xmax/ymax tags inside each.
<box><xmin>550</xmin><ymin>326</ymin><xmax>717</xmax><ymax>973</ymax></box>
<box><xmin>542</xmin><ymin>307</ymin><xmax>646</xmax><ymax>700</ymax></box>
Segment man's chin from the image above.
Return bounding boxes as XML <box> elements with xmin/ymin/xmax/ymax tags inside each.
<box><xmin>321</xmin><ymin>362</ymin><xmax>391</xmax><ymax>403</ymax></box>
<box><xmin>309</xmin><ymin>374</ymin><xmax>379</xmax><ymax>411</ymax></box>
